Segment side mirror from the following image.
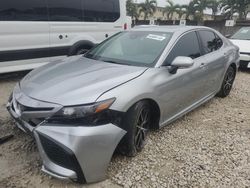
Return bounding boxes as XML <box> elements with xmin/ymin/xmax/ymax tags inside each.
<box><xmin>225</xmin><ymin>34</ymin><xmax>231</xmax><ymax>38</ymax></box>
<box><xmin>169</xmin><ymin>56</ymin><xmax>194</xmax><ymax>74</ymax></box>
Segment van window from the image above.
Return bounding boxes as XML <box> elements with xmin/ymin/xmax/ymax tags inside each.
<box><xmin>0</xmin><ymin>0</ymin><xmax>47</xmax><ymax>21</ymax></box>
<box><xmin>165</xmin><ymin>32</ymin><xmax>201</xmax><ymax>65</ymax></box>
<box><xmin>83</xmin><ymin>0</ymin><xmax>120</xmax><ymax>22</ymax></box>
<box><xmin>48</xmin><ymin>0</ymin><xmax>82</xmax><ymax>21</ymax></box>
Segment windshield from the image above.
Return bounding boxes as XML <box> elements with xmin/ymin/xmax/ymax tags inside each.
<box><xmin>85</xmin><ymin>31</ymin><xmax>173</xmax><ymax>67</ymax></box>
<box><xmin>231</xmin><ymin>27</ymin><xmax>250</xmax><ymax>40</ymax></box>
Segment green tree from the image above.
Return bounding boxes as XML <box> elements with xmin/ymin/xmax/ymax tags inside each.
<box><xmin>139</xmin><ymin>0</ymin><xmax>157</xmax><ymax>20</ymax></box>
<box><xmin>207</xmin><ymin>0</ymin><xmax>220</xmax><ymax>19</ymax></box>
<box><xmin>126</xmin><ymin>0</ymin><xmax>139</xmax><ymax>20</ymax></box>
<box><xmin>193</xmin><ymin>0</ymin><xmax>210</xmax><ymax>21</ymax></box>
<box><xmin>181</xmin><ymin>1</ymin><xmax>198</xmax><ymax>20</ymax></box>
<box><xmin>175</xmin><ymin>5</ymin><xmax>186</xmax><ymax>19</ymax></box>
<box><xmin>220</xmin><ymin>0</ymin><xmax>250</xmax><ymax>20</ymax></box>
<box><xmin>188</xmin><ymin>0</ymin><xmax>220</xmax><ymax>21</ymax></box>
<box><xmin>163</xmin><ymin>0</ymin><xmax>179</xmax><ymax>20</ymax></box>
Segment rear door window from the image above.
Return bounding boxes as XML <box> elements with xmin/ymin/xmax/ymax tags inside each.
<box><xmin>198</xmin><ymin>30</ymin><xmax>221</xmax><ymax>54</ymax></box>
<box><xmin>48</xmin><ymin>0</ymin><xmax>82</xmax><ymax>21</ymax></box>
<box><xmin>165</xmin><ymin>31</ymin><xmax>201</xmax><ymax>65</ymax></box>
<box><xmin>0</xmin><ymin>0</ymin><xmax>47</xmax><ymax>21</ymax></box>
<box><xmin>83</xmin><ymin>0</ymin><xmax>120</xmax><ymax>22</ymax></box>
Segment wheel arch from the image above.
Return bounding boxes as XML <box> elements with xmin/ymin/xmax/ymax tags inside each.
<box><xmin>127</xmin><ymin>98</ymin><xmax>161</xmax><ymax>130</ymax></box>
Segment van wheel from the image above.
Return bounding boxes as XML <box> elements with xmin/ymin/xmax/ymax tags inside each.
<box><xmin>119</xmin><ymin>101</ymin><xmax>152</xmax><ymax>157</ymax></box>
<box><xmin>216</xmin><ymin>66</ymin><xmax>236</xmax><ymax>98</ymax></box>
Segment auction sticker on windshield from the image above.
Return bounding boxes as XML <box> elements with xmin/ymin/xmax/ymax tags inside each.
<box><xmin>146</xmin><ymin>34</ymin><xmax>166</xmax><ymax>41</ymax></box>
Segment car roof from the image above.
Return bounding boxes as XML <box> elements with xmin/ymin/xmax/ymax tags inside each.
<box><xmin>132</xmin><ymin>25</ymin><xmax>210</xmax><ymax>34</ymax></box>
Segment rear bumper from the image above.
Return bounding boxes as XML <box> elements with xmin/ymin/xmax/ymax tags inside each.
<box><xmin>240</xmin><ymin>54</ymin><xmax>250</xmax><ymax>62</ymax></box>
<box><xmin>7</xmin><ymin>87</ymin><xmax>126</xmax><ymax>183</ymax></box>
<box><xmin>239</xmin><ymin>60</ymin><xmax>250</xmax><ymax>69</ymax></box>
<box><xmin>239</xmin><ymin>54</ymin><xmax>250</xmax><ymax>69</ymax></box>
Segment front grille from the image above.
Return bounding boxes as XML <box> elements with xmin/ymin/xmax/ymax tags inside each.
<box><xmin>21</xmin><ymin>106</ymin><xmax>54</xmax><ymax>112</ymax></box>
<box><xmin>38</xmin><ymin>133</ymin><xmax>86</xmax><ymax>183</ymax></box>
<box><xmin>13</xmin><ymin>101</ymin><xmax>54</xmax><ymax>113</ymax></box>
<box><xmin>11</xmin><ymin>99</ymin><xmax>54</xmax><ymax>127</ymax></box>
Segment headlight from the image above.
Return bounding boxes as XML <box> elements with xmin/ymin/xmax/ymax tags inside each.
<box><xmin>50</xmin><ymin>98</ymin><xmax>116</xmax><ymax>120</ymax></box>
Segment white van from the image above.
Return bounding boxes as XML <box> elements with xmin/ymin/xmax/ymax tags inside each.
<box><xmin>0</xmin><ymin>0</ymin><xmax>127</xmax><ymax>73</ymax></box>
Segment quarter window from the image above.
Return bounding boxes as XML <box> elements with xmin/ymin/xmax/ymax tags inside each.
<box><xmin>0</xmin><ymin>0</ymin><xmax>47</xmax><ymax>21</ymax></box>
<box><xmin>198</xmin><ymin>30</ymin><xmax>222</xmax><ymax>54</ymax></box>
<box><xmin>83</xmin><ymin>0</ymin><xmax>120</xmax><ymax>22</ymax></box>
<box><xmin>48</xmin><ymin>0</ymin><xmax>82</xmax><ymax>21</ymax></box>
<box><xmin>165</xmin><ymin>32</ymin><xmax>201</xmax><ymax>65</ymax></box>
<box><xmin>215</xmin><ymin>34</ymin><xmax>223</xmax><ymax>49</ymax></box>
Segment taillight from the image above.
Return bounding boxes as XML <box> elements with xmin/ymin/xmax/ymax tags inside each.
<box><xmin>124</xmin><ymin>23</ymin><xmax>127</xmax><ymax>30</ymax></box>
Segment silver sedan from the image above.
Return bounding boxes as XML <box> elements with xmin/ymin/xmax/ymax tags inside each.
<box><xmin>7</xmin><ymin>26</ymin><xmax>240</xmax><ymax>183</ymax></box>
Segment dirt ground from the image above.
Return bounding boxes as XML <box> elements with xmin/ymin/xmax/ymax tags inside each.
<box><xmin>0</xmin><ymin>70</ymin><xmax>249</xmax><ymax>188</ymax></box>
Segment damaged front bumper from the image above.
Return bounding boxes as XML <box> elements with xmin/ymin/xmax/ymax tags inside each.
<box><xmin>34</xmin><ymin>123</ymin><xmax>126</xmax><ymax>183</ymax></box>
<box><xmin>6</xmin><ymin>86</ymin><xmax>126</xmax><ymax>183</ymax></box>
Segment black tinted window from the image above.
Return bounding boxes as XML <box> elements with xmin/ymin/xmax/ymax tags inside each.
<box><xmin>165</xmin><ymin>32</ymin><xmax>201</xmax><ymax>65</ymax></box>
<box><xmin>48</xmin><ymin>0</ymin><xmax>82</xmax><ymax>21</ymax></box>
<box><xmin>198</xmin><ymin>30</ymin><xmax>222</xmax><ymax>54</ymax></box>
<box><xmin>83</xmin><ymin>0</ymin><xmax>120</xmax><ymax>22</ymax></box>
<box><xmin>215</xmin><ymin>34</ymin><xmax>223</xmax><ymax>49</ymax></box>
<box><xmin>0</xmin><ymin>0</ymin><xmax>47</xmax><ymax>21</ymax></box>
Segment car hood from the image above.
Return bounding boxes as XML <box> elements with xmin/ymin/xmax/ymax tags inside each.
<box><xmin>230</xmin><ymin>39</ymin><xmax>250</xmax><ymax>53</ymax></box>
<box><xmin>20</xmin><ymin>56</ymin><xmax>147</xmax><ymax>106</ymax></box>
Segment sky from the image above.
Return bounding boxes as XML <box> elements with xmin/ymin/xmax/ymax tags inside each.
<box><xmin>136</xmin><ymin>0</ymin><xmax>191</xmax><ymax>7</ymax></box>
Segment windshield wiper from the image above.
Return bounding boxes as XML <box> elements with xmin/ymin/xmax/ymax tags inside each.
<box><xmin>84</xmin><ymin>53</ymin><xmax>95</xmax><ymax>59</ymax></box>
<box><xmin>102</xmin><ymin>60</ymin><xmax>131</xmax><ymax>66</ymax></box>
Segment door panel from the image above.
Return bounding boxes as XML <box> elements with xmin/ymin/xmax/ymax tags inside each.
<box><xmin>202</xmin><ymin>50</ymin><xmax>226</xmax><ymax>93</ymax></box>
<box><xmin>159</xmin><ymin>31</ymin><xmax>209</xmax><ymax>122</ymax></box>
<box><xmin>0</xmin><ymin>0</ymin><xmax>50</xmax><ymax>70</ymax></box>
<box><xmin>0</xmin><ymin>22</ymin><xmax>50</xmax><ymax>68</ymax></box>
<box><xmin>158</xmin><ymin>57</ymin><xmax>208</xmax><ymax>123</ymax></box>
<box><xmin>197</xmin><ymin>30</ymin><xmax>227</xmax><ymax>93</ymax></box>
<box><xmin>48</xmin><ymin>0</ymin><xmax>124</xmax><ymax>61</ymax></box>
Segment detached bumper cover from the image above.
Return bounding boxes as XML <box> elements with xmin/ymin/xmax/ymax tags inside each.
<box><xmin>7</xmin><ymin>86</ymin><xmax>126</xmax><ymax>183</ymax></box>
<box><xmin>34</xmin><ymin>124</ymin><xmax>126</xmax><ymax>183</ymax></box>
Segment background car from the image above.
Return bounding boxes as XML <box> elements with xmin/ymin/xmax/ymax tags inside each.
<box><xmin>0</xmin><ymin>0</ymin><xmax>127</xmax><ymax>74</ymax></box>
<box><xmin>230</xmin><ymin>27</ymin><xmax>250</xmax><ymax>69</ymax></box>
<box><xmin>7</xmin><ymin>26</ymin><xmax>239</xmax><ymax>184</ymax></box>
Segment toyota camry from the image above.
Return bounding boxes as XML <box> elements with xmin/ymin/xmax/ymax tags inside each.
<box><xmin>7</xmin><ymin>26</ymin><xmax>240</xmax><ymax>183</ymax></box>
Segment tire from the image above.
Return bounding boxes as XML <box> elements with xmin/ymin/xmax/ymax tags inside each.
<box><xmin>216</xmin><ymin>66</ymin><xmax>236</xmax><ymax>98</ymax></box>
<box><xmin>119</xmin><ymin>101</ymin><xmax>152</xmax><ymax>157</ymax></box>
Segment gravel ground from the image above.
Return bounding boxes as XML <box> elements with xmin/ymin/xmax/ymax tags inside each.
<box><xmin>0</xmin><ymin>70</ymin><xmax>249</xmax><ymax>188</ymax></box>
